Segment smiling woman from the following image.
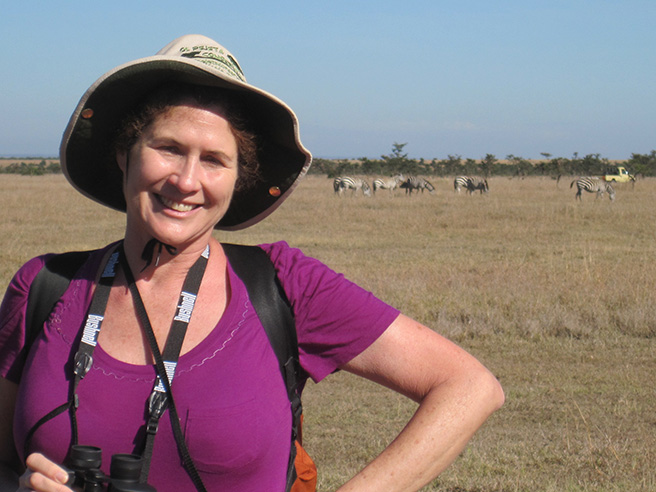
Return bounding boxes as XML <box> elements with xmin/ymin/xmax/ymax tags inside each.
<box><xmin>113</xmin><ymin>84</ymin><xmax>261</xmax><ymax>196</ymax></box>
<box><xmin>0</xmin><ymin>34</ymin><xmax>503</xmax><ymax>492</ymax></box>
<box><xmin>117</xmin><ymin>101</ymin><xmax>240</xmax><ymax>252</ymax></box>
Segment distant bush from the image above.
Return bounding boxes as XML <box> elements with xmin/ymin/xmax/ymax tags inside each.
<box><xmin>0</xmin><ymin>160</ymin><xmax>61</xmax><ymax>175</ymax></box>
<box><xmin>308</xmin><ymin>150</ymin><xmax>656</xmax><ymax>179</ymax></box>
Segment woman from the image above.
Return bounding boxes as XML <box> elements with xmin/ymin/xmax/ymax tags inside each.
<box><xmin>0</xmin><ymin>34</ymin><xmax>504</xmax><ymax>492</ymax></box>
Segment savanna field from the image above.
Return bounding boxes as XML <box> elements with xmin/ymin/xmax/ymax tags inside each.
<box><xmin>1</xmin><ymin>174</ymin><xmax>654</xmax><ymax>491</ymax></box>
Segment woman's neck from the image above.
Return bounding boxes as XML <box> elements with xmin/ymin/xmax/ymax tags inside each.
<box><xmin>121</xmin><ymin>233</ymin><xmax>217</xmax><ymax>284</ymax></box>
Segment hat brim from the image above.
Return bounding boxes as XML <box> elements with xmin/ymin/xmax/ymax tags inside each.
<box><xmin>60</xmin><ymin>56</ymin><xmax>312</xmax><ymax>230</ymax></box>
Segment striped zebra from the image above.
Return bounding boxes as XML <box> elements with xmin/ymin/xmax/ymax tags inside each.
<box><xmin>570</xmin><ymin>177</ymin><xmax>615</xmax><ymax>201</ymax></box>
<box><xmin>399</xmin><ymin>176</ymin><xmax>436</xmax><ymax>195</ymax></box>
<box><xmin>467</xmin><ymin>176</ymin><xmax>489</xmax><ymax>194</ymax></box>
<box><xmin>334</xmin><ymin>176</ymin><xmax>372</xmax><ymax>196</ymax></box>
<box><xmin>333</xmin><ymin>176</ymin><xmax>342</xmax><ymax>194</ymax></box>
<box><xmin>454</xmin><ymin>176</ymin><xmax>489</xmax><ymax>194</ymax></box>
<box><xmin>372</xmin><ymin>174</ymin><xmax>404</xmax><ymax>195</ymax></box>
<box><xmin>453</xmin><ymin>176</ymin><xmax>469</xmax><ymax>193</ymax></box>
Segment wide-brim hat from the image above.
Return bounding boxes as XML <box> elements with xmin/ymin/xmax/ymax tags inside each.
<box><xmin>60</xmin><ymin>34</ymin><xmax>312</xmax><ymax>231</ymax></box>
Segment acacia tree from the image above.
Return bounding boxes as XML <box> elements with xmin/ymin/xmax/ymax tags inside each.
<box><xmin>479</xmin><ymin>154</ymin><xmax>497</xmax><ymax>178</ymax></box>
<box><xmin>440</xmin><ymin>154</ymin><xmax>463</xmax><ymax>175</ymax></box>
<box><xmin>506</xmin><ymin>154</ymin><xmax>532</xmax><ymax>178</ymax></box>
<box><xmin>464</xmin><ymin>158</ymin><xmax>478</xmax><ymax>175</ymax></box>
<box><xmin>381</xmin><ymin>142</ymin><xmax>417</xmax><ymax>175</ymax></box>
<box><xmin>628</xmin><ymin>151</ymin><xmax>656</xmax><ymax>177</ymax></box>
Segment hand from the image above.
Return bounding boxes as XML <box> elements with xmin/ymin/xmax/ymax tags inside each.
<box><xmin>17</xmin><ymin>453</ymin><xmax>72</xmax><ymax>492</ymax></box>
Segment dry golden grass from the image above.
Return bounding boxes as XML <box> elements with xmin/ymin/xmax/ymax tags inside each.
<box><xmin>1</xmin><ymin>174</ymin><xmax>655</xmax><ymax>491</ymax></box>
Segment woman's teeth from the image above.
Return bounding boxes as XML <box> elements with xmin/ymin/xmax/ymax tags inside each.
<box><xmin>160</xmin><ymin>196</ymin><xmax>195</xmax><ymax>212</ymax></box>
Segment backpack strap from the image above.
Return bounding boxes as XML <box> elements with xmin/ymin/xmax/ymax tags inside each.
<box><xmin>25</xmin><ymin>250</ymin><xmax>92</xmax><ymax>352</ymax></box>
<box><xmin>222</xmin><ymin>244</ymin><xmax>303</xmax><ymax>392</ymax></box>
<box><xmin>221</xmin><ymin>243</ymin><xmax>305</xmax><ymax>492</ymax></box>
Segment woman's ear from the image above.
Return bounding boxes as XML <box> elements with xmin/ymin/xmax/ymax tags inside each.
<box><xmin>116</xmin><ymin>150</ymin><xmax>128</xmax><ymax>173</ymax></box>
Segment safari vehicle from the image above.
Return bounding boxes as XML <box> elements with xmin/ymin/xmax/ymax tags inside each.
<box><xmin>602</xmin><ymin>166</ymin><xmax>635</xmax><ymax>183</ymax></box>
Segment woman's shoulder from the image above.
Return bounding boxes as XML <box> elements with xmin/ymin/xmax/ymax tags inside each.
<box><xmin>257</xmin><ymin>241</ymin><xmax>326</xmax><ymax>270</ymax></box>
<box><xmin>256</xmin><ymin>240</ymin><xmax>394</xmax><ymax>316</ymax></box>
<box><xmin>3</xmin><ymin>242</ymin><xmax>118</xmax><ymax>305</ymax></box>
<box><xmin>0</xmin><ymin>255</ymin><xmax>60</xmax><ymax>381</ymax></box>
<box><xmin>256</xmin><ymin>241</ymin><xmax>337</xmax><ymax>287</ymax></box>
<box><xmin>257</xmin><ymin>240</ymin><xmax>297</xmax><ymax>261</ymax></box>
<box><xmin>4</xmin><ymin>254</ymin><xmax>53</xmax><ymax>301</ymax></box>
<box><xmin>255</xmin><ymin>242</ymin><xmax>400</xmax><ymax>382</ymax></box>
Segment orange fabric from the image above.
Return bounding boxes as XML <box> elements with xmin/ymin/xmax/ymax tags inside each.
<box><xmin>291</xmin><ymin>440</ymin><xmax>317</xmax><ymax>492</ymax></box>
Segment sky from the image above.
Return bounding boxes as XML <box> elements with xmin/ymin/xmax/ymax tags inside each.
<box><xmin>1</xmin><ymin>1</ymin><xmax>654</xmax><ymax>161</ymax></box>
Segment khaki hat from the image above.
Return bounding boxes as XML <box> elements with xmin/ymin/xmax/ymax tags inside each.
<box><xmin>60</xmin><ymin>34</ymin><xmax>312</xmax><ymax>230</ymax></box>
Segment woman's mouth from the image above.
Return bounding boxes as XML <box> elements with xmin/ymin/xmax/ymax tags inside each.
<box><xmin>158</xmin><ymin>195</ymin><xmax>196</xmax><ymax>212</ymax></box>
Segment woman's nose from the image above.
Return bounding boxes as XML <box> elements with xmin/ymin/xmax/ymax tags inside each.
<box><xmin>170</xmin><ymin>157</ymin><xmax>201</xmax><ymax>193</ymax></box>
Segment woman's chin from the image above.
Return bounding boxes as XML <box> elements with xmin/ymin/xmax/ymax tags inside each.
<box><xmin>151</xmin><ymin>228</ymin><xmax>214</xmax><ymax>251</ymax></box>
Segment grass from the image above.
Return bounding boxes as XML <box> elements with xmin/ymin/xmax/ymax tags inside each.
<box><xmin>1</xmin><ymin>174</ymin><xmax>654</xmax><ymax>491</ymax></box>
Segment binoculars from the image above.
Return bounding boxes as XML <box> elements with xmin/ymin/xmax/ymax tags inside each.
<box><xmin>66</xmin><ymin>445</ymin><xmax>156</xmax><ymax>492</ymax></box>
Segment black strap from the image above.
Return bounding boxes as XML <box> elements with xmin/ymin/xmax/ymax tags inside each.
<box><xmin>25</xmin><ymin>251</ymin><xmax>92</xmax><ymax>352</ymax></box>
<box><xmin>118</xmin><ymin>244</ymin><xmax>209</xmax><ymax>490</ymax></box>
<box><xmin>23</xmin><ymin>251</ymin><xmax>90</xmax><ymax>459</ymax></box>
<box><xmin>23</xmin><ymin>401</ymin><xmax>72</xmax><ymax>460</ymax></box>
<box><xmin>22</xmin><ymin>248</ymin><xmax>117</xmax><ymax>457</ymax></box>
<box><xmin>68</xmin><ymin>248</ymin><xmax>120</xmax><ymax>448</ymax></box>
<box><xmin>222</xmin><ymin>243</ymin><xmax>304</xmax><ymax>491</ymax></box>
<box><xmin>222</xmin><ymin>244</ymin><xmax>301</xmax><ymax>393</ymax></box>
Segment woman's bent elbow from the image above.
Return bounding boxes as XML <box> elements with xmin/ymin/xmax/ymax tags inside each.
<box><xmin>478</xmin><ymin>368</ymin><xmax>505</xmax><ymax>416</ymax></box>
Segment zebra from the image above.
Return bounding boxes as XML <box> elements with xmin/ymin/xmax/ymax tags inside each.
<box><xmin>466</xmin><ymin>176</ymin><xmax>489</xmax><ymax>194</ymax></box>
<box><xmin>454</xmin><ymin>176</ymin><xmax>489</xmax><ymax>194</ymax></box>
<box><xmin>372</xmin><ymin>174</ymin><xmax>404</xmax><ymax>195</ymax></box>
<box><xmin>334</xmin><ymin>176</ymin><xmax>372</xmax><ymax>196</ymax></box>
<box><xmin>399</xmin><ymin>176</ymin><xmax>436</xmax><ymax>195</ymax></box>
<box><xmin>333</xmin><ymin>176</ymin><xmax>342</xmax><ymax>194</ymax></box>
<box><xmin>453</xmin><ymin>176</ymin><xmax>469</xmax><ymax>193</ymax></box>
<box><xmin>570</xmin><ymin>177</ymin><xmax>615</xmax><ymax>201</ymax></box>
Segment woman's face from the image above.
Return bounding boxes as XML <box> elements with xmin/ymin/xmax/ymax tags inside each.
<box><xmin>118</xmin><ymin>102</ymin><xmax>239</xmax><ymax>250</ymax></box>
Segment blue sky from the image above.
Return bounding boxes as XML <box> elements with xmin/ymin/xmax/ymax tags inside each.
<box><xmin>1</xmin><ymin>1</ymin><xmax>654</xmax><ymax>160</ymax></box>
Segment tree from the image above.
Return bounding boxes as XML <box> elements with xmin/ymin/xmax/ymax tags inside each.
<box><xmin>381</xmin><ymin>142</ymin><xmax>415</xmax><ymax>174</ymax></box>
<box><xmin>388</xmin><ymin>142</ymin><xmax>408</xmax><ymax>160</ymax></box>
<box><xmin>628</xmin><ymin>151</ymin><xmax>656</xmax><ymax>177</ymax></box>
<box><xmin>360</xmin><ymin>157</ymin><xmax>382</xmax><ymax>175</ymax></box>
<box><xmin>441</xmin><ymin>155</ymin><xmax>463</xmax><ymax>175</ymax></box>
<box><xmin>579</xmin><ymin>153</ymin><xmax>607</xmax><ymax>176</ymax></box>
<box><xmin>507</xmin><ymin>154</ymin><xmax>531</xmax><ymax>178</ymax></box>
<box><xmin>479</xmin><ymin>154</ymin><xmax>497</xmax><ymax>178</ymax></box>
<box><xmin>464</xmin><ymin>158</ymin><xmax>478</xmax><ymax>175</ymax></box>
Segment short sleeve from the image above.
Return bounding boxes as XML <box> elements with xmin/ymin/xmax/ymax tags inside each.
<box><xmin>0</xmin><ymin>255</ymin><xmax>50</xmax><ymax>382</ymax></box>
<box><xmin>260</xmin><ymin>242</ymin><xmax>400</xmax><ymax>382</ymax></box>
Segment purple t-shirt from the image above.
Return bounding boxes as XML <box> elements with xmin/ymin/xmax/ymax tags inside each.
<box><xmin>0</xmin><ymin>241</ymin><xmax>399</xmax><ymax>492</ymax></box>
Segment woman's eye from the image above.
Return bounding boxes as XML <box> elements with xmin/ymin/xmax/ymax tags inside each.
<box><xmin>204</xmin><ymin>156</ymin><xmax>225</xmax><ymax>167</ymax></box>
<box><xmin>155</xmin><ymin>145</ymin><xmax>180</xmax><ymax>156</ymax></box>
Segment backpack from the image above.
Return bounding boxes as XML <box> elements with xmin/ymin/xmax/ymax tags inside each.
<box><xmin>24</xmin><ymin>243</ymin><xmax>317</xmax><ymax>492</ymax></box>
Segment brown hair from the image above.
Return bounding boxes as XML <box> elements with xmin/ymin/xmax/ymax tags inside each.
<box><xmin>113</xmin><ymin>83</ymin><xmax>261</xmax><ymax>192</ymax></box>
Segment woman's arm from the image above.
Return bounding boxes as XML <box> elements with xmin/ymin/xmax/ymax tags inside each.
<box><xmin>337</xmin><ymin>314</ymin><xmax>504</xmax><ymax>492</ymax></box>
<box><xmin>0</xmin><ymin>377</ymin><xmax>21</xmax><ymax>491</ymax></box>
<box><xmin>0</xmin><ymin>377</ymin><xmax>71</xmax><ymax>492</ymax></box>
